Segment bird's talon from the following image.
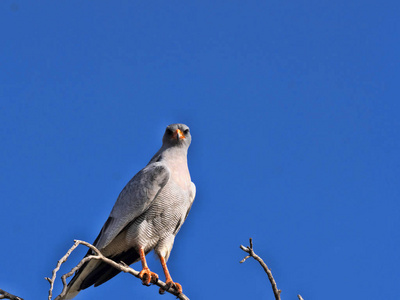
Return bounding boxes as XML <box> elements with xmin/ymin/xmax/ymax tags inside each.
<box><xmin>173</xmin><ymin>282</ymin><xmax>183</xmax><ymax>294</ymax></box>
<box><xmin>159</xmin><ymin>280</ymin><xmax>182</xmax><ymax>294</ymax></box>
<box><xmin>139</xmin><ymin>268</ymin><xmax>158</xmax><ymax>286</ymax></box>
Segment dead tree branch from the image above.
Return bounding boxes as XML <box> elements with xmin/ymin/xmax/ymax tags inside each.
<box><xmin>240</xmin><ymin>238</ymin><xmax>304</xmax><ymax>300</ymax></box>
<box><xmin>240</xmin><ymin>238</ymin><xmax>281</xmax><ymax>300</ymax></box>
<box><xmin>46</xmin><ymin>240</ymin><xmax>190</xmax><ymax>300</ymax></box>
<box><xmin>0</xmin><ymin>289</ymin><xmax>23</xmax><ymax>300</ymax></box>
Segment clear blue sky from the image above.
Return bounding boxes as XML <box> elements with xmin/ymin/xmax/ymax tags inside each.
<box><xmin>1</xmin><ymin>1</ymin><xmax>399</xmax><ymax>299</ymax></box>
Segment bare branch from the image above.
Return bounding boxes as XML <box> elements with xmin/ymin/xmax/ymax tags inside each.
<box><xmin>47</xmin><ymin>240</ymin><xmax>190</xmax><ymax>300</ymax></box>
<box><xmin>240</xmin><ymin>238</ymin><xmax>281</xmax><ymax>300</ymax></box>
<box><xmin>297</xmin><ymin>295</ymin><xmax>304</xmax><ymax>300</ymax></box>
<box><xmin>239</xmin><ymin>255</ymin><xmax>251</xmax><ymax>263</ymax></box>
<box><xmin>45</xmin><ymin>240</ymin><xmax>82</xmax><ymax>300</ymax></box>
<box><xmin>0</xmin><ymin>289</ymin><xmax>23</xmax><ymax>300</ymax></box>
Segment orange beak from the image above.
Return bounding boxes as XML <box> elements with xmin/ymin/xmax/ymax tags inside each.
<box><xmin>172</xmin><ymin>129</ymin><xmax>185</xmax><ymax>140</ymax></box>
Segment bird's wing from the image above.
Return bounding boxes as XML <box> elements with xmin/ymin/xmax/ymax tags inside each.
<box><xmin>190</xmin><ymin>181</ymin><xmax>196</xmax><ymax>204</ymax></box>
<box><xmin>94</xmin><ymin>162</ymin><xmax>170</xmax><ymax>250</ymax></box>
<box><xmin>181</xmin><ymin>182</ymin><xmax>196</xmax><ymax>224</ymax></box>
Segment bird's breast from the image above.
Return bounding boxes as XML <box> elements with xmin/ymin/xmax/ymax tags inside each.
<box><xmin>168</xmin><ymin>160</ymin><xmax>191</xmax><ymax>191</ymax></box>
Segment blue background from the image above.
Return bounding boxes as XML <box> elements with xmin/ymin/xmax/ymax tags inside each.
<box><xmin>1</xmin><ymin>1</ymin><xmax>399</xmax><ymax>299</ymax></box>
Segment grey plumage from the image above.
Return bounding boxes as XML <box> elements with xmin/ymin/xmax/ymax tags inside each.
<box><xmin>58</xmin><ymin>123</ymin><xmax>195</xmax><ymax>300</ymax></box>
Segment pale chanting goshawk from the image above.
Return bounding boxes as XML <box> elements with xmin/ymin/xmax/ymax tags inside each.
<box><xmin>57</xmin><ymin>123</ymin><xmax>196</xmax><ymax>299</ymax></box>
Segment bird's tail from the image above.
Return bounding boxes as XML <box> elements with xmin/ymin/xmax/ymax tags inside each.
<box><xmin>54</xmin><ymin>248</ymin><xmax>140</xmax><ymax>300</ymax></box>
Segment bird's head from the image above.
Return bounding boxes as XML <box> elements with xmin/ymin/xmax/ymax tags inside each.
<box><xmin>162</xmin><ymin>123</ymin><xmax>192</xmax><ymax>148</ymax></box>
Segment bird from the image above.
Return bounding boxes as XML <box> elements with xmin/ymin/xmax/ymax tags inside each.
<box><xmin>57</xmin><ymin>123</ymin><xmax>196</xmax><ymax>300</ymax></box>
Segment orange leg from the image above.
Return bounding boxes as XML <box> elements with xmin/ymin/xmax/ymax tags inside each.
<box><xmin>138</xmin><ymin>248</ymin><xmax>159</xmax><ymax>286</ymax></box>
<box><xmin>158</xmin><ymin>256</ymin><xmax>182</xmax><ymax>294</ymax></box>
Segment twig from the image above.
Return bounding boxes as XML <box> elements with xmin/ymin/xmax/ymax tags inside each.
<box><xmin>46</xmin><ymin>240</ymin><xmax>190</xmax><ymax>300</ymax></box>
<box><xmin>45</xmin><ymin>240</ymin><xmax>81</xmax><ymax>300</ymax></box>
<box><xmin>0</xmin><ymin>289</ymin><xmax>23</xmax><ymax>300</ymax></box>
<box><xmin>297</xmin><ymin>295</ymin><xmax>304</xmax><ymax>300</ymax></box>
<box><xmin>240</xmin><ymin>238</ymin><xmax>281</xmax><ymax>300</ymax></box>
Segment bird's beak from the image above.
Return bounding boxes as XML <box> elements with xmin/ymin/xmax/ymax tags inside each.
<box><xmin>172</xmin><ymin>129</ymin><xmax>185</xmax><ymax>140</ymax></box>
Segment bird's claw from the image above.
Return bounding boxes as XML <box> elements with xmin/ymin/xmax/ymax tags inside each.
<box><xmin>139</xmin><ymin>267</ymin><xmax>159</xmax><ymax>286</ymax></box>
<box><xmin>159</xmin><ymin>280</ymin><xmax>182</xmax><ymax>294</ymax></box>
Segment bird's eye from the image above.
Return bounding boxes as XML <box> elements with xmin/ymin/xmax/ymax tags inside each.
<box><xmin>166</xmin><ymin>128</ymin><xmax>173</xmax><ymax>135</ymax></box>
<box><xmin>184</xmin><ymin>129</ymin><xmax>190</xmax><ymax>135</ymax></box>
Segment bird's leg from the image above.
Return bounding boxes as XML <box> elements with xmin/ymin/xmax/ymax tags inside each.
<box><xmin>158</xmin><ymin>255</ymin><xmax>182</xmax><ymax>294</ymax></box>
<box><xmin>138</xmin><ymin>248</ymin><xmax>158</xmax><ymax>286</ymax></box>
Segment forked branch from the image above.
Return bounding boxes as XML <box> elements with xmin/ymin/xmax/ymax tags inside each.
<box><xmin>240</xmin><ymin>238</ymin><xmax>281</xmax><ymax>300</ymax></box>
<box><xmin>240</xmin><ymin>238</ymin><xmax>304</xmax><ymax>300</ymax></box>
